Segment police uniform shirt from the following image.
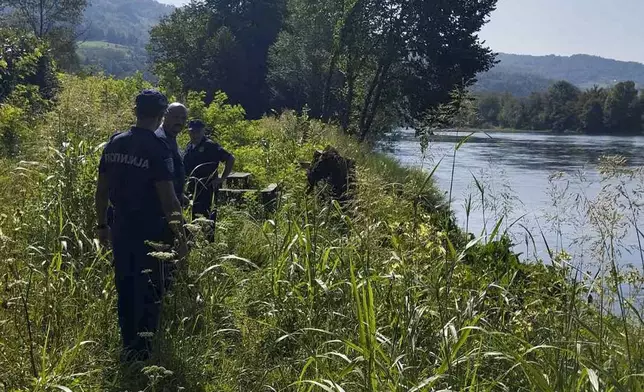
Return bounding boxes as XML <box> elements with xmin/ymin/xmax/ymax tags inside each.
<box><xmin>155</xmin><ymin>128</ymin><xmax>185</xmax><ymax>199</ymax></box>
<box><xmin>99</xmin><ymin>127</ymin><xmax>174</xmax><ymax>226</ymax></box>
<box><xmin>184</xmin><ymin>137</ymin><xmax>232</xmax><ymax>192</ymax></box>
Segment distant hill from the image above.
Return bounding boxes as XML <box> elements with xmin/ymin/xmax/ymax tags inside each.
<box><xmin>474</xmin><ymin>53</ymin><xmax>644</xmax><ymax>95</ymax></box>
<box><xmin>77</xmin><ymin>0</ymin><xmax>174</xmax><ymax>77</ymax></box>
<box><xmin>473</xmin><ymin>68</ymin><xmax>554</xmax><ymax>96</ymax></box>
<box><xmin>80</xmin><ymin>0</ymin><xmax>173</xmax><ymax>48</ymax></box>
<box><xmin>77</xmin><ymin>41</ymin><xmax>147</xmax><ymax>78</ymax></box>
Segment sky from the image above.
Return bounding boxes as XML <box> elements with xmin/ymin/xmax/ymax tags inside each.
<box><xmin>157</xmin><ymin>0</ymin><xmax>188</xmax><ymax>5</ymax></box>
<box><xmin>157</xmin><ymin>0</ymin><xmax>644</xmax><ymax>64</ymax></box>
<box><xmin>479</xmin><ymin>0</ymin><xmax>644</xmax><ymax>63</ymax></box>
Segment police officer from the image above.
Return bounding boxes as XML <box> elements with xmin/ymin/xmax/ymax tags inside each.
<box><xmin>155</xmin><ymin>102</ymin><xmax>188</xmax><ymax>204</ymax></box>
<box><xmin>184</xmin><ymin>119</ymin><xmax>235</xmax><ymax>240</ymax></box>
<box><xmin>94</xmin><ymin>90</ymin><xmax>188</xmax><ymax>362</ymax></box>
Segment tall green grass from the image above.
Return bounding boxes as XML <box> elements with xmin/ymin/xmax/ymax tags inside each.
<box><xmin>0</xmin><ymin>75</ymin><xmax>641</xmax><ymax>391</ymax></box>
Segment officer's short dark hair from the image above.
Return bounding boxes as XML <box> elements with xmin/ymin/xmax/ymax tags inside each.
<box><xmin>135</xmin><ymin>90</ymin><xmax>168</xmax><ymax>118</ymax></box>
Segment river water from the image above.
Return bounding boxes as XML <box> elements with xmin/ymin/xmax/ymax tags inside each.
<box><xmin>392</xmin><ymin>129</ymin><xmax>644</xmax><ymax>274</ymax></box>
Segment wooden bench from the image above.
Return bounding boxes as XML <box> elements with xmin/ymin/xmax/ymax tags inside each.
<box><xmin>218</xmin><ymin>188</ymin><xmax>255</xmax><ymax>203</ymax></box>
<box><xmin>260</xmin><ymin>183</ymin><xmax>279</xmax><ymax>210</ymax></box>
<box><xmin>217</xmin><ymin>182</ymin><xmax>280</xmax><ymax>211</ymax></box>
<box><xmin>224</xmin><ymin>172</ymin><xmax>252</xmax><ymax>189</ymax></box>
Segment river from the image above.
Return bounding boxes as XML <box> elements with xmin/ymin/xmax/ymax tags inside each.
<box><xmin>392</xmin><ymin>129</ymin><xmax>644</xmax><ymax>275</ymax></box>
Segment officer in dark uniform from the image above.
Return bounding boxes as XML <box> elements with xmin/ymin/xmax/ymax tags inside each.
<box><xmin>155</xmin><ymin>102</ymin><xmax>188</xmax><ymax>203</ymax></box>
<box><xmin>94</xmin><ymin>90</ymin><xmax>187</xmax><ymax>362</ymax></box>
<box><xmin>184</xmin><ymin>119</ymin><xmax>235</xmax><ymax>240</ymax></box>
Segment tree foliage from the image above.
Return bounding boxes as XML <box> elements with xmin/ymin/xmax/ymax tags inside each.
<box><xmin>149</xmin><ymin>0</ymin><xmax>287</xmax><ymax>119</ymax></box>
<box><xmin>455</xmin><ymin>80</ymin><xmax>644</xmax><ymax>135</ymax></box>
<box><xmin>268</xmin><ymin>0</ymin><xmax>498</xmax><ymax>139</ymax></box>
<box><xmin>0</xmin><ymin>28</ymin><xmax>59</xmax><ymax>105</ymax></box>
<box><xmin>149</xmin><ymin>0</ymin><xmax>497</xmax><ymax>138</ymax></box>
<box><xmin>603</xmin><ymin>81</ymin><xmax>642</xmax><ymax>133</ymax></box>
<box><xmin>0</xmin><ymin>28</ymin><xmax>59</xmax><ymax>156</ymax></box>
<box><xmin>545</xmin><ymin>81</ymin><xmax>580</xmax><ymax>133</ymax></box>
<box><xmin>1</xmin><ymin>0</ymin><xmax>88</xmax><ymax>70</ymax></box>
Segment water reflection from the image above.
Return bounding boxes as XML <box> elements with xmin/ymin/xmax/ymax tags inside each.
<box><xmin>392</xmin><ymin>130</ymin><xmax>644</xmax><ymax>271</ymax></box>
<box><xmin>396</xmin><ymin>130</ymin><xmax>644</xmax><ymax>172</ymax></box>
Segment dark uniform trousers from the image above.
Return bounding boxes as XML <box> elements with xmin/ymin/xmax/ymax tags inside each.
<box><xmin>191</xmin><ymin>186</ymin><xmax>218</xmax><ymax>241</ymax></box>
<box><xmin>111</xmin><ymin>212</ymin><xmax>175</xmax><ymax>359</ymax></box>
<box><xmin>184</xmin><ymin>136</ymin><xmax>232</xmax><ymax>243</ymax></box>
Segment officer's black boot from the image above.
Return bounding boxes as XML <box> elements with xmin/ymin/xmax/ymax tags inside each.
<box><xmin>115</xmin><ymin>273</ymin><xmax>140</xmax><ymax>363</ymax></box>
<box><xmin>208</xmin><ymin>209</ymin><xmax>217</xmax><ymax>243</ymax></box>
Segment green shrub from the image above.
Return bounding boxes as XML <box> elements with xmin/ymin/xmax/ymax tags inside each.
<box><xmin>0</xmin><ymin>104</ymin><xmax>27</xmax><ymax>157</ymax></box>
<box><xmin>0</xmin><ymin>28</ymin><xmax>59</xmax><ymax>107</ymax></box>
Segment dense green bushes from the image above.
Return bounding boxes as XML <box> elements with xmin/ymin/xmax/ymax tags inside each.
<box><xmin>458</xmin><ymin>80</ymin><xmax>644</xmax><ymax>134</ymax></box>
<box><xmin>0</xmin><ymin>28</ymin><xmax>61</xmax><ymax>157</ymax></box>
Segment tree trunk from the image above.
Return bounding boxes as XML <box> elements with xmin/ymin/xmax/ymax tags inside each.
<box><xmin>342</xmin><ymin>50</ymin><xmax>371</xmax><ymax>133</ymax></box>
<box><xmin>358</xmin><ymin>25</ymin><xmax>398</xmax><ymax>141</ymax></box>
<box><xmin>342</xmin><ymin>63</ymin><xmax>355</xmax><ymax>132</ymax></box>
<box><xmin>322</xmin><ymin>49</ymin><xmax>340</xmax><ymax>121</ymax></box>
<box><xmin>358</xmin><ymin>59</ymin><xmax>393</xmax><ymax>141</ymax></box>
<box><xmin>39</xmin><ymin>0</ymin><xmax>45</xmax><ymax>37</ymax></box>
<box><xmin>322</xmin><ymin>0</ymin><xmax>363</xmax><ymax>121</ymax></box>
<box><xmin>361</xmin><ymin>62</ymin><xmax>391</xmax><ymax>141</ymax></box>
<box><xmin>358</xmin><ymin>62</ymin><xmax>384</xmax><ymax>138</ymax></box>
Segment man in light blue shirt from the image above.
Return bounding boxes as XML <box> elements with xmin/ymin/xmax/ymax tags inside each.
<box><xmin>155</xmin><ymin>103</ymin><xmax>188</xmax><ymax>204</ymax></box>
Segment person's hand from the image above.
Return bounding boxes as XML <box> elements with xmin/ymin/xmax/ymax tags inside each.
<box><xmin>178</xmin><ymin>241</ymin><xmax>188</xmax><ymax>261</ymax></box>
<box><xmin>211</xmin><ymin>177</ymin><xmax>225</xmax><ymax>189</ymax></box>
<box><xmin>176</xmin><ymin>238</ymin><xmax>189</xmax><ymax>263</ymax></box>
<box><xmin>182</xmin><ymin>194</ymin><xmax>190</xmax><ymax>206</ymax></box>
<box><xmin>97</xmin><ymin>226</ymin><xmax>111</xmax><ymax>248</ymax></box>
<box><xmin>174</xmin><ymin>238</ymin><xmax>189</xmax><ymax>278</ymax></box>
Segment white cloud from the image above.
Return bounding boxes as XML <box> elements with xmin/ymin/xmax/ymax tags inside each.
<box><xmin>156</xmin><ymin>0</ymin><xmax>189</xmax><ymax>5</ymax></box>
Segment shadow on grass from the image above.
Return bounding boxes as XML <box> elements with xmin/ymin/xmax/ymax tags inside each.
<box><xmin>103</xmin><ymin>345</ymin><xmax>204</xmax><ymax>392</ymax></box>
<box><xmin>102</xmin><ymin>294</ymin><xmax>206</xmax><ymax>392</ymax></box>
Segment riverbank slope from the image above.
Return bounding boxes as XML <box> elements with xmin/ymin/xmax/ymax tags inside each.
<box><xmin>0</xmin><ymin>75</ymin><xmax>641</xmax><ymax>391</ymax></box>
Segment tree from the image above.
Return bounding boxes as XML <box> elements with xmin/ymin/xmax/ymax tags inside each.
<box><xmin>580</xmin><ymin>100</ymin><xmax>605</xmax><ymax>134</ymax></box>
<box><xmin>497</xmin><ymin>93</ymin><xmax>525</xmax><ymax>129</ymax></box>
<box><xmin>523</xmin><ymin>92</ymin><xmax>548</xmax><ymax>130</ymax></box>
<box><xmin>267</xmin><ymin>0</ymin><xmax>342</xmax><ymax>120</ymax></box>
<box><xmin>392</xmin><ymin>0</ymin><xmax>497</xmax><ymax>139</ymax></box>
<box><xmin>450</xmin><ymin>80</ymin><xmax>644</xmax><ymax>134</ymax></box>
<box><xmin>149</xmin><ymin>0</ymin><xmax>287</xmax><ymax>119</ymax></box>
<box><xmin>269</xmin><ymin>0</ymin><xmax>498</xmax><ymax>140</ymax></box>
<box><xmin>545</xmin><ymin>81</ymin><xmax>580</xmax><ymax>132</ymax></box>
<box><xmin>477</xmin><ymin>94</ymin><xmax>501</xmax><ymax>126</ymax></box>
<box><xmin>0</xmin><ymin>28</ymin><xmax>58</xmax><ymax>156</ymax></box>
<box><xmin>0</xmin><ymin>28</ymin><xmax>59</xmax><ymax>105</ymax></box>
<box><xmin>577</xmin><ymin>86</ymin><xmax>606</xmax><ymax>134</ymax></box>
<box><xmin>1</xmin><ymin>0</ymin><xmax>88</xmax><ymax>70</ymax></box>
<box><xmin>603</xmin><ymin>81</ymin><xmax>642</xmax><ymax>134</ymax></box>
<box><xmin>2</xmin><ymin>0</ymin><xmax>86</xmax><ymax>37</ymax></box>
